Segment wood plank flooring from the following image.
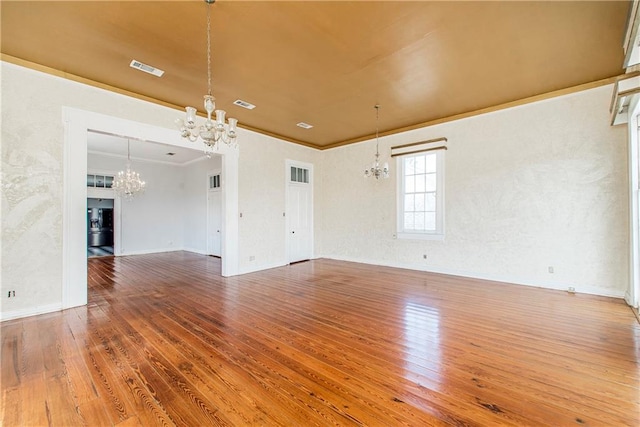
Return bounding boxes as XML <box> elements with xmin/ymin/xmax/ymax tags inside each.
<box><xmin>2</xmin><ymin>251</ymin><xmax>639</xmax><ymax>426</ymax></box>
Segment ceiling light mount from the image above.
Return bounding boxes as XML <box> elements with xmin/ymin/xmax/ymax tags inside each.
<box><xmin>175</xmin><ymin>0</ymin><xmax>238</xmax><ymax>156</ymax></box>
<box><xmin>364</xmin><ymin>104</ymin><xmax>389</xmax><ymax>180</ymax></box>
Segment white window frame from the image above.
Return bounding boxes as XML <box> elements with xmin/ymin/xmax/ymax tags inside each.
<box><xmin>396</xmin><ymin>149</ymin><xmax>445</xmax><ymax>240</ymax></box>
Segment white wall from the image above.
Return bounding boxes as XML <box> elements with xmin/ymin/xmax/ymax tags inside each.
<box><xmin>237</xmin><ymin>132</ymin><xmax>321</xmax><ymax>274</ymax></box>
<box><xmin>88</xmin><ymin>153</ymin><xmax>187</xmax><ymax>255</ymax></box>
<box><xmin>183</xmin><ymin>155</ymin><xmax>222</xmax><ymax>254</ymax></box>
<box><xmin>319</xmin><ymin>85</ymin><xmax>629</xmax><ymax>297</ymax></box>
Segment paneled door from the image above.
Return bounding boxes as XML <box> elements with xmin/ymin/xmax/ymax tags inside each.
<box><xmin>286</xmin><ymin>161</ymin><xmax>313</xmax><ymax>263</ymax></box>
<box><xmin>207</xmin><ymin>172</ymin><xmax>222</xmax><ymax>257</ymax></box>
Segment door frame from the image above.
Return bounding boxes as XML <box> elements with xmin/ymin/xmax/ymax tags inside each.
<box><xmin>62</xmin><ymin>107</ymin><xmax>240</xmax><ymax>310</ymax></box>
<box><xmin>285</xmin><ymin>159</ymin><xmax>314</xmax><ymax>264</ymax></box>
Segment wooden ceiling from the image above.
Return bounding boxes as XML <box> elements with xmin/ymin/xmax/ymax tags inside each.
<box><xmin>1</xmin><ymin>0</ymin><xmax>629</xmax><ymax>149</ymax></box>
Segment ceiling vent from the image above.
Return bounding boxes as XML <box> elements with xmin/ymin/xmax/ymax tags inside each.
<box><xmin>129</xmin><ymin>59</ymin><xmax>164</xmax><ymax>77</ymax></box>
<box><xmin>296</xmin><ymin>122</ymin><xmax>313</xmax><ymax>129</ymax></box>
<box><xmin>166</xmin><ymin>152</ymin><xmax>176</xmax><ymax>156</ymax></box>
<box><xmin>233</xmin><ymin>99</ymin><xmax>256</xmax><ymax>110</ymax></box>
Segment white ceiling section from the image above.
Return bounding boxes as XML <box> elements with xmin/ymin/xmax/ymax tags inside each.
<box><xmin>86</xmin><ymin>132</ymin><xmax>208</xmax><ymax>166</ymax></box>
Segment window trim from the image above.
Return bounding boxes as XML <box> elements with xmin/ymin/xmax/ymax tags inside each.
<box><xmin>396</xmin><ymin>149</ymin><xmax>445</xmax><ymax>241</ymax></box>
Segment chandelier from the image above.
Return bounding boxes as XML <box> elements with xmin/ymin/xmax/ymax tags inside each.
<box><xmin>112</xmin><ymin>139</ymin><xmax>146</xmax><ymax>201</ymax></box>
<box><xmin>364</xmin><ymin>105</ymin><xmax>389</xmax><ymax>179</ymax></box>
<box><xmin>175</xmin><ymin>0</ymin><xmax>238</xmax><ymax>155</ymax></box>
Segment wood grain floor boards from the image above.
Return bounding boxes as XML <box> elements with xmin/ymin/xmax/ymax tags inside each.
<box><xmin>2</xmin><ymin>252</ymin><xmax>639</xmax><ymax>426</ymax></box>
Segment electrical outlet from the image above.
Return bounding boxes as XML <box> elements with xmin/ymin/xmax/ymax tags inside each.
<box><xmin>249</xmin><ymin>255</ymin><xmax>255</xmax><ymax>261</ymax></box>
<box><xmin>423</xmin><ymin>254</ymin><xmax>427</xmax><ymax>260</ymax></box>
<box><xmin>568</xmin><ymin>287</ymin><xmax>576</xmax><ymax>294</ymax></box>
<box><xmin>548</xmin><ymin>266</ymin><xmax>554</xmax><ymax>274</ymax></box>
<box><xmin>7</xmin><ymin>290</ymin><xmax>15</xmax><ymax>298</ymax></box>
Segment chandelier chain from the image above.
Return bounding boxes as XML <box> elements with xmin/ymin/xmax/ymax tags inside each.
<box><xmin>206</xmin><ymin>3</ymin><xmax>212</xmax><ymax>97</ymax></box>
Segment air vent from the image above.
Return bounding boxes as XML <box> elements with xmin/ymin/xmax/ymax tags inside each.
<box><xmin>233</xmin><ymin>99</ymin><xmax>256</xmax><ymax>110</ymax></box>
<box><xmin>166</xmin><ymin>152</ymin><xmax>176</xmax><ymax>156</ymax></box>
<box><xmin>129</xmin><ymin>59</ymin><xmax>164</xmax><ymax>77</ymax></box>
<box><xmin>296</xmin><ymin>122</ymin><xmax>313</xmax><ymax>129</ymax></box>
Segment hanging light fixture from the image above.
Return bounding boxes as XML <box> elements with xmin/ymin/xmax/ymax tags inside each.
<box><xmin>112</xmin><ymin>139</ymin><xmax>146</xmax><ymax>201</ymax></box>
<box><xmin>364</xmin><ymin>104</ymin><xmax>389</xmax><ymax>179</ymax></box>
<box><xmin>175</xmin><ymin>0</ymin><xmax>238</xmax><ymax>155</ymax></box>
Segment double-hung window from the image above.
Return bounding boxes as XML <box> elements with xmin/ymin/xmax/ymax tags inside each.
<box><xmin>397</xmin><ymin>149</ymin><xmax>445</xmax><ymax>239</ymax></box>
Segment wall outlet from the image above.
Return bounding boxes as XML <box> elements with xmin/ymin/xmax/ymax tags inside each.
<box><xmin>249</xmin><ymin>255</ymin><xmax>255</xmax><ymax>261</ymax></box>
<box><xmin>7</xmin><ymin>290</ymin><xmax>15</xmax><ymax>298</ymax></box>
<box><xmin>568</xmin><ymin>287</ymin><xmax>576</xmax><ymax>294</ymax></box>
<box><xmin>423</xmin><ymin>254</ymin><xmax>427</xmax><ymax>260</ymax></box>
<box><xmin>548</xmin><ymin>266</ymin><xmax>554</xmax><ymax>274</ymax></box>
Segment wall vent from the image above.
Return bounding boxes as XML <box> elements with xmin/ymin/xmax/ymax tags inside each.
<box><xmin>233</xmin><ymin>99</ymin><xmax>256</xmax><ymax>110</ymax></box>
<box><xmin>129</xmin><ymin>59</ymin><xmax>164</xmax><ymax>77</ymax></box>
<box><xmin>296</xmin><ymin>122</ymin><xmax>313</xmax><ymax>129</ymax></box>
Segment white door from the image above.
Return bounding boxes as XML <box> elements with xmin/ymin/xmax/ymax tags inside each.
<box><xmin>207</xmin><ymin>173</ymin><xmax>222</xmax><ymax>257</ymax></box>
<box><xmin>287</xmin><ymin>162</ymin><xmax>313</xmax><ymax>263</ymax></box>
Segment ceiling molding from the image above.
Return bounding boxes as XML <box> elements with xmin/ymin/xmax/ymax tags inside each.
<box><xmin>1</xmin><ymin>54</ymin><xmax>630</xmax><ymax>152</ymax></box>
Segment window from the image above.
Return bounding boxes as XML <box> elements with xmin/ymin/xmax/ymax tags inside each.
<box><xmin>397</xmin><ymin>150</ymin><xmax>444</xmax><ymax>239</ymax></box>
<box><xmin>87</xmin><ymin>174</ymin><xmax>114</xmax><ymax>189</ymax></box>
<box><xmin>209</xmin><ymin>174</ymin><xmax>221</xmax><ymax>190</ymax></box>
<box><xmin>290</xmin><ymin>166</ymin><xmax>309</xmax><ymax>184</ymax></box>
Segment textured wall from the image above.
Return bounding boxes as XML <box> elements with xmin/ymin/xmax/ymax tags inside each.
<box><xmin>319</xmin><ymin>86</ymin><xmax>629</xmax><ymax>296</ymax></box>
<box><xmin>237</xmin><ymin>133</ymin><xmax>321</xmax><ymax>274</ymax></box>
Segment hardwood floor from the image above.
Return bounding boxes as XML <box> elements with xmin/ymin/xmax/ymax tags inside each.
<box><xmin>2</xmin><ymin>252</ymin><xmax>639</xmax><ymax>426</ymax></box>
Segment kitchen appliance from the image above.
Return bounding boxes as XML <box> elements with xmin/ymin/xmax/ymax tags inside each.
<box><xmin>87</xmin><ymin>207</ymin><xmax>113</xmax><ymax>247</ymax></box>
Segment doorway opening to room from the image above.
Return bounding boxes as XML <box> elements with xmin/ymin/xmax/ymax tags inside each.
<box><xmin>86</xmin><ymin>196</ymin><xmax>114</xmax><ymax>258</ymax></box>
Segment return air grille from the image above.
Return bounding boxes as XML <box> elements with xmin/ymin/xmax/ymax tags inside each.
<box><xmin>233</xmin><ymin>99</ymin><xmax>256</xmax><ymax>110</ymax></box>
<box><xmin>129</xmin><ymin>60</ymin><xmax>164</xmax><ymax>77</ymax></box>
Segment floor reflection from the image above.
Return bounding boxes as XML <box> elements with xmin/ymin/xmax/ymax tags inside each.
<box><xmin>403</xmin><ymin>301</ymin><xmax>442</xmax><ymax>387</ymax></box>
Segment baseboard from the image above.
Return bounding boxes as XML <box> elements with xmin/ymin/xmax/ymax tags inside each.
<box><xmin>323</xmin><ymin>255</ymin><xmax>626</xmax><ymax>299</ymax></box>
<box><xmin>118</xmin><ymin>247</ymin><xmax>183</xmax><ymax>256</ymax></box>
<box><xmin>1</xmin><ymin>303</ymin><xmax>62</xmax><ymax>322</ymax></box>
<box><xmin>238</xmin><ymin>261</ymin><xmax>289</xmax><ymax>276</ymax></box>
<box><xmin>182</xmin><ymin>247</ymin><xmax>210</xmax><ymax>256</ymax></box>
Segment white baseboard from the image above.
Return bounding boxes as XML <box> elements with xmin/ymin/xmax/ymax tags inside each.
<box><xmin>118</xmin><ymin>247</ymin><xmax>183</xmax><ymax>256</ymax></box>
<box><xmin>324</xmin><ymin>255</ymin><xmax>626</xmax><ymax>299</ymax></box>
<box><xmin>183</xmin><ymin>247</ymin><xmax>210</xmax><ymax>256</ymax></box>
<box><xmin>1</xmin><ymin>303</ymin><xmax>62</xmax><ymax>322</ymax></box>
<box><xmin>238</xmin><ymin>261</ymin><xmax>289</xmax><ymax>276</ymax></box>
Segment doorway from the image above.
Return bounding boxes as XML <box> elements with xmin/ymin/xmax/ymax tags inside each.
<box><xmin>87</xmin><ymin>197</ymin><xmax>114</xmax><ymax>257</ymax></box>
<box><xmin>207</xmin><ymin>171</ymin><xmax>222</xmax><ymax>257</ymax></box>
<box><xmin>286</xmin><ymin>160</ymin><xmax>313</xmax><ymax>263</ymax></box>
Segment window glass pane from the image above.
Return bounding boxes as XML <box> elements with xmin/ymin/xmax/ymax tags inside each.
<box><xmin>425</xmin><ymin>212</ymin><xmax>436</xmax><ymax>230</ymax></box>
<box><xmin>425</xmin><ymin>192</ymin><xmax>436</xmax><ymax>211</ymax></box>
<box><xmin>415</xmin><ymin>174</ymin><xmax>426</xmax><ymax>192</ymax></box>
<box><xmin>303</xmin><ymin>169</ymin><xmax>309</xmax><ymax>183</ymax></box>
<box><xmin>404</xmin><ymin>213</ymin><xmax>414</xmax><ymax>230</ymax></box>
<box><xmin>414</xmin><ymin>212</ymin><xmax>425</xmax><ymax>230</ymax></box>
<box><xmin>414</xmin><ymin>193</ymin><xmax>425</xmax><ymax>211</ymax></box>
<box><xmin>105</xmin><ymin>176</ymin><xmax>113</xmax><ymax>188</ymax></box>
<box><xmin>404</xmin><ymin>194</ymin><xmax>415</xmax><ymax>212</ymax></box>
<box><xmin>405</xmin><ymin>175</ymin><xmax>415</xmax><ymax>193</ymax></box>
<box><xmin>425</xmin><ymin>173</ymin><xmax>436</xmax><ymax>192</ymax></box>
<box><xmin>87</xmin><ymin>174</ymin><xmax>96</xmax><ymax>187</ymax></box>
<box><xmin>405</xmin><ymin>157</ymin><xmax>415</xmax><ymax>175</ymax></box>
<box><xmin>291</xmin><ymin>167</ymin><xmax>296</xmax><ymax>182</ymax></box>
<box><xmin>425</xmin><ymin>154</ymin><xmax>437</xmax><ymax>173</ymax></box>
<box><xmin>96</xmin><ymin>175</ymin><xmax>105</xmax><ymax>188</ymax></box>
<box><xmin>415</xmin><ymin>155</ymin><xmax>426</xmax><ymax>174</ymax></box>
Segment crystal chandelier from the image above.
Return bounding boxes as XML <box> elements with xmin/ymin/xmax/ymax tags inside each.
<box><xmin>364</xmin><ymin>105</ymin><xmax>389</xmax><ymax>179</ymax></box>
<box><xmin>112</xmin><ymin>139</ymin><xmax>145</xmax><ymax>201</ymax></box>
<box><xmin>175</xmin><ymin>0</ymin><xmax>238</xmax><ymax>156</ymax></box>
